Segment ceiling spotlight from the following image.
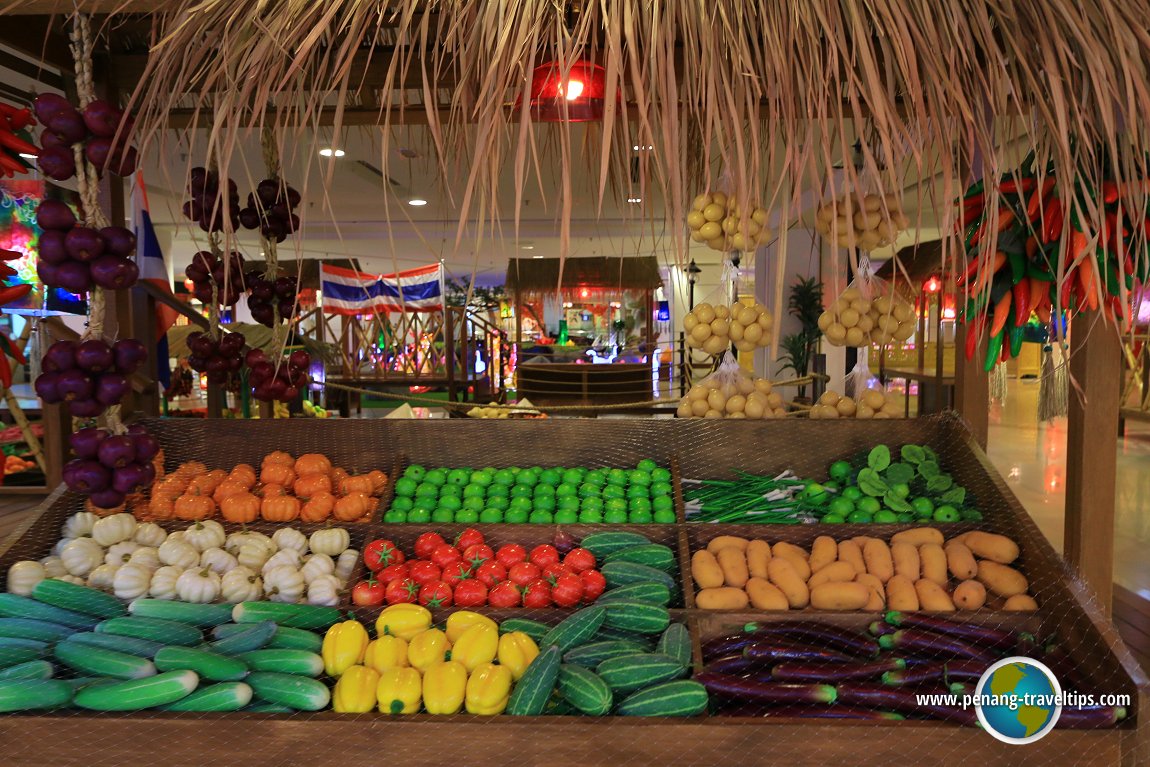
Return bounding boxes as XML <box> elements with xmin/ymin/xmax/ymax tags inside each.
<box><xmin>407</xmin><ymin>198</ymin><xmax>428</xmax><ymax>206</ymax></box>
<box><xmin>18</xmin><ymin>152</ymin><xmax>37</xmax><ymax>160</ymax></box>
<box><xmin>532</xmin><ymin>255</ymin><xmax>544</xmax><ymax>259</ymax></box>
<box><xmin>520</xmin><ymin>244</ymin><xmax>535</xmax><ymax>250</ymax></box>
<box><xmin>632</xmin><ymin>145</ymin><xmax>654</xmax><ymax>151</ymax></box>
<box><xmin>319</xmin><ymin>148</ymin><xmax>345</xmax><ymax>158</ymax></box>
<box><xmin>627</xmin><ymin>197</ymin><xmax>642</xmax><ymax>203</ymax></box>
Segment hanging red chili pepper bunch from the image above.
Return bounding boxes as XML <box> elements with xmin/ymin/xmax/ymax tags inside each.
<box><xmin>0</xmin><ymin>104</ymin><xmax>39</xmax><ymax>178</ymax></box>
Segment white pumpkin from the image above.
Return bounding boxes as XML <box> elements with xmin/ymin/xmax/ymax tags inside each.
<box><xmin>61</xmin><ymin>511</ymin><xmax>98</xmax><ymax>539</ymax></box>
<box><xmin>183</xmin><ymin>521</ymin><xmax>226</xmax><ymax>552</ymax></box>
<box><xmin>166</xmin><ymin>531</ymin><xmax>187</xmax><ymax>545</ymax></box>
<box><xmin>91</xmin><ymin>514</ymin><xmax>137</xmax><ymax>547</ymax></box>
<box><xmin>148</xmin><ymin>565</ymin><xmax>183</xmax><ymax>600</ymax></box>
<box><xmin>176</xmin><ymin>568</ymin><xmax>222</xmax><ymax>603</ymax></box>
<box><xmin>128</xmin><ymin>547</ymin><xmax>161</xmax><ymax>571</ymax></box>
<box><xmin>300</xmin><ymin>553</ymin><xmax>335</xmax><ymax>584</ymax></box>
<box><xmin>52</xmin><ymin>537</ymin><xmax>75</xmax><ymax>558</ymax></box>
<box><xmin>334</xmin><ymin>549</ymin><xmax>360</xmax><ymax>582</ymax></box>
<box><xmin>39</xmin><ymin>556</ymin><xmax>67</xmax><ymax>578</ymax></box>
<box><xmin>6</xmin><ymin>560</ymin><xmax>46</xmax><ymax>595</ymax></box>
<box><xmin>54</xmin><ymin>574</ymin><xmax>85</xmax><ymax>585</ymax></box>
<box><xmin>263</xmin><ymin>565</ymin><xmax>305</xmax><ymax>603</ymax></box>
<box><xmin>309</xmin><ymin>528</ymin><xmax>350</xmax><ymax>557</ymax></box>
<box><xmin>306</xmin><ymin>573</ymin><xmax>342</xmax><ymax>606</ymax></box>
<box><xmin>225</xmin><ymin>530</ymin><xmax>267</xmax><ymax>556</ymax></box>
<box><xmin>86</xmin><ymin>563</ymin><xmax>120</xmax><ymax>591</ymax></box>
<box><xmin>112</xmin><ymin>563</ymin><xmax>152</xmax><ymax>600</ymax></box>
<box><xmin>220</xmin><ymin>566</ymin><xmax>263</xmax><ymax>603</ymax></box>
<box><xmin>158</xmin><ymin>539</ymin><xmax>200</xmax><ymax>570</ymax></box>
<box><xmin>272</xmin><ymin>527</ymin><xmax>309</xmax><ymax>555</ymax></box>
<box><xmin>237</xmin><ymin>541</ymin><xmax>275</xmax><ymax>571</ymax></box>
<box><xmin>104</xmin><ymin>541</ymin><xmax>140</xmax><ymax>566</ymax></box>
<box><xmin>61</xmin><ymin>538</ymin><xmax>105</xmax><ymax>577</ymax></box>
<box><xmin>133</xmin><ymin>522</ymin><xmax>167</xmax><ymax>548</ymax></box>
<box><xmin>262</xmin><ymin>549</ymin><xmax>302</xmax><ymax>575</ymax></box>
<box><xmin>200</xmin><ymin>547</ymin><xmax>238</xmax><ymax>575</ymax></box>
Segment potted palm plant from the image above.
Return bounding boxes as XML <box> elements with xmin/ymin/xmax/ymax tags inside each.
<box><xmin>776</xmin><ymin>276</ymin><xmax>824</xmax><ymax>402</ymax></box>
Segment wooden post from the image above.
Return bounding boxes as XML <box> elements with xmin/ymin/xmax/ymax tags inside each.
<box><xmin>1064</xmin><ymin>311</ymin><xmax>1121</xmax><ymax>614</ymax></box>
<box><xmin>953</xmin><ymin>324</ymin><xmax>989</xmax><ymax>448</ymax></box>
<box><xmin>444</xmin><ymin>308</ymin><xmax>456</xmax><ymax>401</ymax></box>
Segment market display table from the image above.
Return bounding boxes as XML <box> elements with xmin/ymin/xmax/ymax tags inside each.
<box><xmin>516</xmin><ymin>363</ymin><xmax>653</xmax><ymax>410</ymax></box>
<box><xmin>882</xmin><ymin>367</ymin><xmax>955</xmax><ymax>416</ymax></box>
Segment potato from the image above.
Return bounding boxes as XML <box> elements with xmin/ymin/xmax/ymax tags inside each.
<box><xmin>837</xmin><ymin>540</ymin><xmax>866</xmax><ymax>574</ymax></box>
<box><xmin>953</xmin><ymin>580</ymin><xmax>987</xmax><ymax>610</ymax></box>
<box><xmin>918</xmin><ymin>543</ymin><xmax>948</xmax><ymax>587</ymax></box>
<box><xmin>808</xmin><ymin>536</ymin><xmax>838</xmax><ymax>573</ymax></box>
<box><xmin>1003</xmin><ymin>594</ymin><xmax>1039</xmax><ymax>611</ymax></box>
<box><xmin>963</xmin><ymin>532</ymin><xmax>1020</xmax><ymax>564</ymax></box>
<box><xmin>772</xmin><ymin>543</ymin><xmax>811</xmax><ymax>581</ymax></box>
<box><xmin>695</xmin><ymin>587</ymin><xmax>750</xmax><ymax>610</ymax></box>
<box><xmin>690</xmin><ymin>550</ymin><xmax>725</xmax><ymax>589</ymax></box>
<box><xmin>890</xmin><ymin>527</ymin><xmax>944</xmax><ymax>548</ymax></box>
<box><xmin>746</xmin><ymin>577</ymin><xmax>789</xmax><ymax>610</ymax></box>
<box><xmin>716</xmin><ymin>547</ymin><xmax>750</xmax><ymax>588</ymax></box>
<box><xmin>808</xmin><ymin>560</ymin><xmax>858</xmax><ymax>589</ymax></box>
<box><xmin>855</xmin><ymin>573</ymin><xmax>886</xmax><ymax>608</ymax></box>
<box><xmin>890</xmin><ymin>542</ymin><xmax>921</xmax><ymax>582</ymax></box>
<box><xmin>976</xmin><ymin>561</ymin><xmax>1029</xmax><ymax>597</ymax></box>
<box><xmin>810</xmin><ymin>582</ymin><xmax>870</xmax><ymax>611</ymax></box>
<box><xmin>707</xmin><ymin>536</ymin><xmax>749</xmax><ymax>555</ymax></box>
<box><xmin>945</xmin><ymin>542</ymin><xmax>979</xmax><ymax>580</ymax></box>
<box><xmin>767</xmin><ymin>557</ymin><xmax>810</xmax><ymax>609</ymax></box>
<box><xmin>862</xmin><ymin>539</ymin><xmax>894</xmax><ymax>582</ymax></box>
<box><xmin>885</xmin><ymin>575</ymin><xmax>919</xmax><ymax>611</ymax></box>
<box><xmin>915</xmin><ymin>578</ymin><xmax>956</xmax><ymax>611</ymax></box>
<box><xmin>745</xmin><ymin>539</ymin><xmax>772</xmax><ymax>579</ymax></box>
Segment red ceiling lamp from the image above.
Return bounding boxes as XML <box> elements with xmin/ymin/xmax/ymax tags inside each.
<box><xmin>923</xmin><ymin>275</ymin><xmax>941</xmax><ymax>294</ymax></box>
<box><xmin>528</xmin><ymin>61</ymin><xmax>609</xmax><ymax>122</ymax></box>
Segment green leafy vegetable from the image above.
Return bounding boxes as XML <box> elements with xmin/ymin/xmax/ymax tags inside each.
<box><xmin>868</xmin><ymin>445</ymin><xmax>891</xmax><ymax>472</ymax></box>
<box><xmin>927</xmin><ymin>474</ymin><xmax>954</xmax><ymax>493</ymax></box>
<box><xmin>883</xmin><ymin>493</ymin><xmax>913</xmax><ymax>512</ymax></box>
<box><xmin>941</xmin><ymin>487</ymin><xmax>967</xmax><ymax>505</ymax></box>
<box><xmin>857</xmin><ymin>468</ymin><xmax>888</xmax><ymax>497</ymax></box>
<box><xmin>922</xmin><ymin>446</ymin><xmax>939</xmax><ymax>463</ymax></box>
<box><xmin>900</xmin><ymin>445</ymin><xmax>926</xmax><ymax>464</ymax></box>
<box><xmin>917</xmin><ymin>460</ymin><xmax>940</xmax><ymax>479</ymax></box>
<box><xmin>884</xmin><ymin>462</ymin><xmax>915</xmax><ymax>485</ymax></box>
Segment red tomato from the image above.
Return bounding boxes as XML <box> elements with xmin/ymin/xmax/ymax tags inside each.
<box><xmin>562</xmin><ymin>547</ymin><xmax>596</xmax><ymax>573</ymax></box>
<box><xmin>363</xmin><ymin>539</ymin><xmax>405</xmax><ymax>571</ymax></box>
<box><xmin>550</xmin><ymin>573</ymin><xmax>584</xmax><ymax>608</ymax></box>
<box><xmin>495</xmin><ymin>544</ymin><xmax>528</xmax><ymax>569</ymax></box>
<box><xmin>431</xmin><ymin>544</ymin><xmax>463</xmax><ymax>570</ymax></box>
<box><xmin>352</xmin><ymin>577</ymin><xmax>386</xmax><ymax>606</ymax></box>
<box><xmin>508</xmin><ymin>561</ymin><xmax>541</xmax><ymax>587</ymax></box>
<box><xmin>376</xmin><ymin>562</ymin><xmax>411</xmax><ymax>586</ymax></box>
<box><xmin>474</xmin><ymin>560</ymin><xmax>507</xmax><ymax>588</ymax></box>
<box><xmin>442</xmin><ymin>561</ymin><xmax>474</xmax><ymax>587</ymax></box>
<box><xmin>462</xmin><ymin>544</ymin><xmax>494</xmax><ymax>566</ymax></box>
<box><xmin>529</xmin><ymin>544</ymin><xmax>560</xmax><ymax>569</ymax></box>
<box><xmin>414</xmin><ymin>532</ymin><xmax>446</xmax><ymax>560</ymax></box>
<box><xmin>580</xmin><ymin>569</ymin><xmax>606</xmax><ymax>603</ymax></box>
<box><xmin>488</xmin><ymin>581</ymin><xmax>521</xmax><ymax>608</ymax></box>
<box><xmin>541</xmin><ymin>562</ymin><xmax>572</xmax><ymax>582</ymax></box>
<box><xmin>455</xmin><ymin>528</ymin><xmax>485</xmax><ymax>552</ymax></box>
<box><xmin>384</xmin><ymin>578</ymin><xmax>420</xmax><ymax>605</ymax></box>
<box><xmin>453</xmin><ymin>579</ymin><xmax>489</xmax><ymax>607</ymax></box>
<box><xmin>418</xmin><ymin>580</ymin><xmax>453</xmax><ymax>609</ymax></box>
<box><xmin>522</xmin><ymin>578</ymin><xmax>552</xmax><ymax>608</ymax></box>
<box><xmin>408</xmin><ymin>560</ymin><xmax>442</xmax><ymax>588</ymax></box>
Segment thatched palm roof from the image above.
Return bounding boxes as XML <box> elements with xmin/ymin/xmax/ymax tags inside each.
<box><xmin>505</xmin><ymin>257</ymin><xmax>662</xmax><ymax>294</ymax></box>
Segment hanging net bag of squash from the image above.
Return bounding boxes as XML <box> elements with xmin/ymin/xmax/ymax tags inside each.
<box><xmin>682</xmin><ymin>256</ymin><xmax>774</xmax><ymax>359</ymax></box>
<box><xmin>676</xmin><ymin>354</ymin><xmax>787</xmax><ymax>420</ymax></box>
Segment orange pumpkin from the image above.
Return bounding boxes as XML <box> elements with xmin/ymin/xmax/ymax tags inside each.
<box><xmin>331</xmin><ymin>467</ymin><xmax>349</xmax><ymax>487</ymax></box>
<box><xmin>152</xmin><ymin>450</ymin><xmax>166</xmax><ymax>482</ymax></box>
<box><xmin>261</xmin><ymin>494</ymin><xmax>301</xmax><ymax>522</ymax></box>
<box><xmin>221</xmin><ymin>492</ymin><xmax>260</xmax><ymax>523</ymax></box>
<box><xmin>174</xmin><ymin>490</ymin><xmax>216</xmax><ymax>521</ymax></box>
<box><xmin>258</xmin><ymin>483</ymin><xmax>287</xmax><ymax>498</ymax></box>
<box><xmin>295</xmin><ymin>453</ymin><xmax>332</xmax><ymax>477</ymax></box>
<box><xmin>333</xmin><ymin>492</ymin><xmax>373</xmax><ymax>522</ymax></box>
<box><xmin>367</xmin><ymin>470</ymin><xmax>389</xmax><ymax>495</ymax></box>
<box><xmin>174</xmin><ymin>461</ymin><xmax>207</xmax><ymax>479</ymax></box>
<box><xmin>338</xmin><ymin>474</ymin><xmax>375</xmax><ymax>496</ymax></box>
<box><xmin>189</xmin><ymin>469</ymin><xmax>228</xmax><ymax>496</ymax></box>
<box><xmin>293</xmin><ymin>473</ymin><xmax>332</xmax><ymax>498</ymax></box>
<box><xmin>263</xmin><ymin>451</ymin><xmax>295</xmax><ymax>468</ymax></box>
<box><xmin>212</xmin><ymin>480</ymin><xmax>250</xmax><ymax>505</ymax></box>
<box><xmin>299</xmin><ymin>491</ymin><xmax>336</xmax><ymax>523</ymax></box>
<box><xmin>260</xmin><ymin>462</ymin><xmax>296</xmax><ymax>487</ymax></box>
<box><xmin>228</xmin><ymin>464</ymin><xmax>257</xmax><ymax>488</ymax></box>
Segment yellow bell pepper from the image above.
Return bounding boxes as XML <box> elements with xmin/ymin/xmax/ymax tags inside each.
<box><xmin>497</xmin><ymin>631</ymin><xmax>540</xmax><ymax>681</ymax></box>
<box><xmin>363</xmin><ymin>635</ymin><xmax>409</xmax><ymax>672</ymax></box>
<box><xmin>445</xmin><ymin>610</ymin><xmax>498</xmax><ymax>643</ymax></box>
<box><xmin>465</xmin><ymin>662</ymin><xmax>512</xmax><ymax>715</ymax></box>
<box><xmin>377</xmin><ymin>667</ymin><xmax>422</xmax><ymax>714</ymax></box>
<box><xmin>376</xmin><ymin>603</ymin><xmax>432</xmax><ymax>641</ymax></box>
<box><xmin>450</xmin><ymin>623</ymin><xmax>498</xmax><ymax>673</ymax></box>
<box><xmin>422</xmin><ymin>660</ymin><xmax>467</xmax><ymax>714</ymax></box>
<box><xmin>322</xmin><ymin>619</ymin><xmax>369</xmax><ymax>678</ymax></box>
<box><xmin>332</xmin><ymin>664</ymin><xmax>380</xmax><ymax>713</ymax></box>
<box><xmin>407</xmin><ymin>628</ymin><xmax>451</xmax><ymax>672</ymax></box>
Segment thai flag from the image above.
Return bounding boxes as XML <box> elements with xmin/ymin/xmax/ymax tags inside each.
<box><xmin>131</xmin><ymin>173</ymin><xmax>178</xmax><ymax>387</ymax></box>
<box><xmin>321</xmin><ymin>262</ymin><xmax>445</xmax><ymax>315</ymax></box>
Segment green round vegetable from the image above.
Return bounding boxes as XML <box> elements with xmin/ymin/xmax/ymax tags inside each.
<box><xmin>383</xmin><ymin>509</ymin><xmax>407</xmax><ymax>523</ymax></box>
<box><xmin>933</xmin><ymin>505</ymin><xmax>961</xmax><ymax>523</ymax></box>
<box><xmin>505</xmin><ymin>508</ymin><xmax>529</xmax><ymax>524</ymax></box>
<box><xmin>553</xmin><ymin>510</ymin><xmax>578</xmax><ymax>525</ymax></box>
<box><xmin>820</xmin><ymin>514</ymin><xmax>845</xmax><ymax>524</ymax></box>
<box><xmin>847</xmin><ymin>510</ymin><xmax>873</xmax><ymax>524</ymax></box>
<box><xmin>828</xmin><ymin>460</ymin><xmax>852</xmax><ymax>482</ymax></box>
<box><xmin>478</xmin><ymin>508</ymin><xmax>504</xmax><ymax>524</ymax></box>
<box><xmin>873</xmin><ymin>510</ymin><xmax>899</xmax><ymax>524</ymax></box>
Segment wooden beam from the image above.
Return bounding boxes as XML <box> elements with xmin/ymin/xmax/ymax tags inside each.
<box><xmin>5</xmin><ymin>1</ymin><xmax>175</xmax><ymax>12</ymax></box>
<box><xmin>953</xmin><ymin>324</ymin><xmax>989</xmax><ymax>449</ymax></box>
<box><xmin>1064</xmin><ymin>311</ymin><xmax>1122</xmax><ymax>615</ymax></box>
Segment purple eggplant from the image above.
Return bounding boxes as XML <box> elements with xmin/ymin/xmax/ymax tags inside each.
<box><xmin>702</xmin><ymin>633</ymin><xmax>755</xmax><ymax>661</ymax></box>
<box><xmin>881</xmin><ymin>659</ymin><xmax>990</xmax><ymax>687</ymax></box>
<box><xmin>771</xmin><ymin>658</ymin><xmax>906</xmax><ymax>683</ymax></box>
<box><xmin>878</xmin><ymin>629</ymin><xmax>998</xmax><ymax>662</ymax></box>
<box><xmin>706</xmin><ymin>654</ymin><xmax>760</xmax><ymax>676</ymax></box>
<box><xmin>748</xmin><ymin>621</ymin><xmax>879</xmax><ymax>657</ymax></box>
<box><xmin>835</xmin><ymin>683</ymin><xmax>979</xmax><ymax>725</ymax></box>
<box><xmin>719</xmin><ymin>702</ymin><xmax>904</xmax><ymax>720</ymax></box>
<box><xmin>884</xmin><ymin>611</ymin><xmax>1031</xmax><ymax>652</ymax></box>
<box><xmin>1055</xmin><ymin>706</ymin><xmax>1127</xmax><ymax>729</ymax></box>
<box><xmin>696</xmin><ymin>672</ymin><xmax>837</xmax><ymax>704</ymax></box>
<box><xmin>743</xmin><ymin>640</ymin><xmax>855</xmax><ymax>665</ymax></box>
<box><xmin>869</xmin><ymin>620</ymin><xmax>898</xmax><ymax>637</ymax></box>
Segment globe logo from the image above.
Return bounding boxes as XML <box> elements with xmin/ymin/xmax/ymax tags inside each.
<box><xmin>975</xmin><ymin>657</ymin><xmax>1063</xmax><ymax>744</ymax></box>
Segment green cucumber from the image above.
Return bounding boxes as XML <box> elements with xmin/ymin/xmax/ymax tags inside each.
<box><xmin>154</xmin><ymin>646</ymin><xmax>249</xmax><ymax>682</ymax></box>
<box><xmin>557</xmin><ymin>664</ymin><xmax>612</xmax><ymax>716</ymax></box>
<box><xmin>600</xmin><ymin>561</ymin><xmax>677</xmax><ymax>592</ymax></box>
<box><xmin>580</xmin><ymin>531</ymin><xmax>653</xmax><ymax>560</ymax></box>
<box><xmin>64</xmin><ymin>632</ymin><xmax>164</xmax><ymax>658</ymax></box>
<box><xmin>242</xmin><ymin>702</ymin><xmax>295</xmax><ymax>713</ymax></box>
<box><xmin>596</xmin><ymin>652</ymin><xmax>687</xmax><ymax>694</ymax></box>
<box><xmin>563</xmin><ymin>639</ymin><xmax>649</xmax><ymax>668</ymax></box>
<box><xmin>0</xmin><ymin>638</ymin><xmax>49</xmax><ymax>668</ymax></box>
<box><xmin>246</xmin><ymin>671</ymin><xmax>330</xmax><ymax>711</ymax></box>
<box><xmin>603</xmin><ymin>544</ymin><xmax>677</xmax><ymax>572</ymax></box>
<box><xmin>0</xmin><ymin>659</ymin><xmax>53</xmax><ymax>680</ymax></box>
<box><xmin>497</xmin><ymin>618</ymin><xmax>550</xmax><ymax>643</ymax></box>
<box><xmin>505</xmin><ymin>645</ymin><xmax>561</xmax><ymax>716</ymax></box>
<box><xmin>596</xmin><ymin>583</ymin><xmax>672</xmax><ymax>607</ymax></box>
<box><xmin>54</xmin><ymin>640</ymin><xmax>156</xmax><ymax>680</ymax></box>
<box><xmin>600</xmin><ymin>601</ymin><xmax>671</xmax><ymax>634</ymax></box>
<box><xmin>0</xmin><ymin>679</ymin><xmax>73</xmax><ymax>712</ymax></box>
<box><xmin>592</xmin><ymin>626</ymin><xmax>655</xmax><ymax>647</ymax></box>
<box><xmin>616</xmin><ymin>679</ymin><xmax>709</xmax><ymax>716</ymax></box>
<box><xmin>56</xmin><ymin>676</ymin><xmax>109</xmax><ymax>692</ymax></box>
<box><xmin>128</xmin><ymin>599</ymin><xmax>233</xmax><ymax>627</ymax></box>
<box><xmin>655</xmin><ymin>623</ymin><xmax>692</xmax><ymax>667</ymax></box>
<box><xmin>95</xmin><ymin>617</ymin><xmax>203</xmax><ymax>646</ymax></box>
<box><xmin>73</xmin><ymin>669</ymin><xmax>199</xmax><ymax>711</ymax></box>
<box><xmin>236</xmin><ymin>649</ymin><xmax>323</xmax><ymax>677</ymax></box>
<box><xmin>206</xmin><ymin>621</ymin><xmax>276</xmax><ymax>654</ymax></box>
<box><xmin>0</xmin><ymin>594</ymin><xmax>99</xmax><ymax>630</ymax></box>
<box><xmin>31</xmin><ymin>579</ymin><xmax>127</xmax><ymax>619</ymax></box>
<box><xmin>0</xmin><ymin>618</ymin><xmax>77</xmax><ymax>643</ymax></box>
<box><xmin>211</xmin><ymin>623</ymin><xmax>323</xmax><ymax>652</ymax></box>
<box><xmin>539</xmin><ymin>607</ymin><xmax>606</xmax><ymax>653</ymax></box>
<box><xmin>232</xmin><ymin>602</ymin><xmax>341</xmax><ymax>631</ymax></box>
<box><xmin>160</xmin><ymin>681</ymin><xmax>253</xmax><ymax>711</ymax></box>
